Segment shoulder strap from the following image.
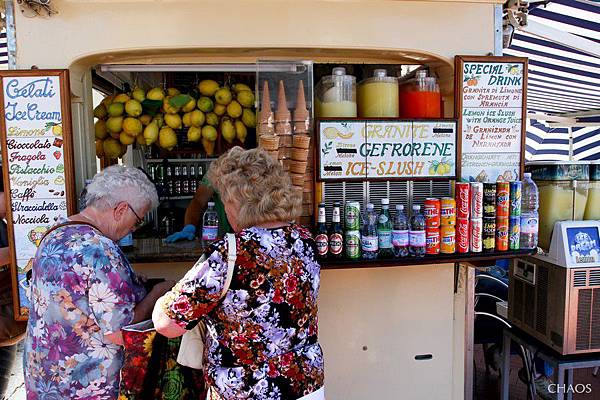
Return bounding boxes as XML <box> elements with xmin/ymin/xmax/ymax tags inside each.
<box><xmin>39</xmin><ymin>221</ymin><xmax>102</xmax><ymax>245</ymax></box>
<box><xmin>219</xmin><ymin>233</ymin><xmax>236</xmax><ymax>299</ymax></box>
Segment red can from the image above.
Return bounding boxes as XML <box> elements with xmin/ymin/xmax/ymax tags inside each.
<box><xmin>440</xmin><ymin>225</ymin><xmax>456</xmax><ymax>254</ymax></box>
<box><xmin>455</xmin><ymin>182</ymin><xmax>470</xmax><ymax>219</ymax></box>
<box><xmin>470</xmin><ymin>218</ymin><xmax>483</xmax><ymax>253</ymax></box>
<box><xmin>496</xmin><ymin>216</ymin><xmax>509</xmax><ymax>251</ymax></box>
<box><xmin>424</xmin><ymin>198</ymin><xmax>441</xmax><ymax>229</ymax></box>
<box><xmin>457</xmin><ymin>218</ymin><xmax>470</xmax><ymax>253</ymax></box>
<box><xmin>470</xmin><ymin>182</ymin><xmax>483</xmax><ymax>219</ymax></box>
<box><xmin>496</xmin><ymin>181</ymin><xmax>510</xmax><ymax>218</ymax></box>
<box><xmin>426</xmin><ymin>227</ymin><xmax>440</xmax><ymax>254</ymax></box>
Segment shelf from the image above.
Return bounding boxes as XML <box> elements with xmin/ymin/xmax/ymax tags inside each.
<box><xmin>146</xmin><ymin>158</ymin><xmax>217</xmax><ymax>163</ymax></box>
<box><xmin>320</xmin><ymin>249</ymin><xmax>536</xmax><ymax>270</ymax></box>
<box><xmin>159</xmin><ymin>195</ymin><xmax>194</xmax><ymax>201</ymax></box>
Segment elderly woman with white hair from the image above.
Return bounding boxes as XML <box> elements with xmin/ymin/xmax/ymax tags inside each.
<box><xmin>24</xmin><ymin>165</ymin><xmax>173</xmax><ymax>400</ymax></box>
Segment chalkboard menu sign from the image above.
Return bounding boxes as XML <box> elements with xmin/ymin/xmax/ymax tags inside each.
<box><xmin>317</xmin><ymin>119</ymin><xmax>457</xmax><ymax>181</ymax></box>
<box><xmin>0</xmin><ymin>70</ymin><xmax>76</xmax><ymax>320</ymax></box>
<box><xmin>455</xmin><ymin>56</ymin><xmax>527</xmax><ymax>183</ymax></box>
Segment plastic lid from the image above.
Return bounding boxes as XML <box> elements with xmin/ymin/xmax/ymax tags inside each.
<box><xmin>319</xmin><ymin>202</ymin><xmax>325</xmax><ymax>207</ymax></box>
<box><xmin>333</xmin><ymin>201</ymin><xmax>341</xmax><ymax>206</ymax></box>
<box><xmin>381</xmin><ymin>198</ymin><xmax>389</xmax><ymax>205</ymax></box>
<box><xmin>416</xmin><ymin>70</ymin><xmax>427</xmax><ymax>79</ymax></box>
<box><xmin>360</xmin><ymin>69</ymin><xmax>398</xmax><ymax>85</ymax></box>
<box><xmin>396</xmin><ymin>204</ymin><xmax>404</xmax><ymax>210</ymax></box>
<box><xmin>333</xmin><ymin>67</ymin><xmax>347</xmax><ymax>76</ymax></box>
<box><xmin>208</xmin><ymin>201</ymin><xmax>215</xmax><ymax>207</ymax></box>
<box><xmin>413</xmin><ymin>205</ymin><xmax>421</xmax><ymax>210</ymax></box>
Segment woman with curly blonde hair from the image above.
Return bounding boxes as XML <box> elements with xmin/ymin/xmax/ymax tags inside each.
<box><xmin>154</xmin><ymin>147</ymin><xmax>325</xmax><ymax>400</ymax></box>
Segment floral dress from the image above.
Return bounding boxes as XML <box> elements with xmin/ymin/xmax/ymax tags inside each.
<box><xmin>24</xmin><ymin>222</ymin><xmax>146</xmax><ymax>400</ymax></box>
<box><xmin>162</xmin><ymin>225</ymin><xmax>324</xmax><ymax>400</ymax></box>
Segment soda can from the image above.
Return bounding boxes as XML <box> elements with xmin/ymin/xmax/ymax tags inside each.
<box><xmin>440</xmin><ymin>197</ymin><xmax>456</xmax><ymax>226</ymax></box>
<box><xmin>345</xmin><ymin>202</ymin><xmax>361</xmax><ymax>230</ymax></box>
<box><xmin>470</xmin><ymin>218</ymin><xmax>483</xmax><ymax>253</ymax></box>
<box><xmin>509</xmin><ymin>216</ymin><xmax>521</xmax><ymax>250</ymax></box>
<box><xmin>470</xmin><ymin>182</ymin><xmax>483</xmax><ymax>219</ymax></box>
<box><xmin>345</xmin><ymin>230</ymin><xmax>361</xmax><ymax>259</ymax></box>
<box><xmin>426</xmin><ymin>227</ymin><xmax>440</xmax><ymax>255</ymax></box>
<box><xmin>424</xmin><ymin>198</ymin><xmax>441</xmax><ymax>229</ymax></box>
<box><xmin>455</xmin><ymin>182</ymin><xmax>470</xmax><ymax>219</ymax></box>
<box><xmin>510</xmin><ymin>181</ymin><xmax>522</xmax><ymax>217</ymax></box>
<box><xmin>496</xmin><ymin>217</ymin><xmax>509</xmax><ymax>251</ymax></box>
<box><xmin>496</xmin><ymin>182</ymin><xmax>510</xmax><ymax>218</ymax></box>
<box><xmin>483</xmin><ymin>183</ymin><xmax>497</xmax><ymax>218</ymax></box>
<box><xmin>483</xmin><ymin>217</ymin><xmax>496</xmax><ymax>252</ymax></box>
<box><xmin>440</xmin><ymin>225</ymin><xmax>456</xmax><ymax>254</ymax></box>
<box><xmin>457</xmin><ymin>218</ymin><xmax>470</xmax><ymax>253</ymax></box>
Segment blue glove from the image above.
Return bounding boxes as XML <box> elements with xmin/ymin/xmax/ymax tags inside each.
<box><xmin>165</xmin><ymin>224</ymin><xmax>196</xmax><ymax>243</ymax></box>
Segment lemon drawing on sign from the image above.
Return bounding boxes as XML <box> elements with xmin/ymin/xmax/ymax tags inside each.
<box><xmin>428</xmin><ymin>159</ymin><xmax>453</xmax><ymax>176</ymax></box>
<box><xmin>323</xmin><ymin>126</ymin><xmax>354</xmax><ymax>140</ymax></box>
<box><xmin>507</xmin><ymin>65</ymin><xmax>520</xmax><ymax>75</ymax></box>
<box><xmin>45</xmin><ymin>122</ymin><xmax>63</xmax><ymax>137</ymax></box>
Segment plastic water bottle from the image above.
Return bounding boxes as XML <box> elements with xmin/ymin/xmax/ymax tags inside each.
<box><xmin>392</xmin><ymin>204</ymin><xmax>409</xmax><ymax>258</ymax></box>
<box><xmin>409</xmin><ymin>205</ymin><xmax>426</xmax><ymax>257</ymax></box>
<box><xmin>202</xmin><ymin>201</ymin><xmax>219</xmax><ymax>247</ymax></box>
<box><xmin>520</xmin><ymin>173</ymin><xmax>539</xmax><ymax>249</ymax></box>
<box><xmin>361</xmin><ymin>203</ymin><xmax>378</xmax><ymax>260</ymax></box>
<box><xmin>377</xmin><ymin>198</ymin><xmax>393</xmax><ymax>258</ymax></box>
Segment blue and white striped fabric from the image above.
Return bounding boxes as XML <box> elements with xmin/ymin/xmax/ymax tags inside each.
<box><xmin>504</xmin><ymin>0</ymin><xmax>600</xmax><ymax>161</ymax></box>
<box><xmin>0</xmin><ymin>30</ymin><xmax>7</xmax><ymax>69</ymax></box>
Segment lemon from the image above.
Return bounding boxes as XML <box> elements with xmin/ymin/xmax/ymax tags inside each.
<box><xmin>201</xmin><ymin>125</ymin><xmax>218</xmax><ymax>141</ymax></box>
<box><xmin>95</xmin><ymin>139</ymin><xmax>104</xmax><ymax>158</ymax></box>
<box><xmin>436</xmin><ymin>163</ymin><xmax>445</xmax><ymax>175</ymax></box>
<box><xmin>226</xmin><ymin>101</ymin><xmax>243</xmax><ymax>118</ymax></box>
<box><xmin>444</xmin><ymin>163</ymin><xmax>452</xmax><ymax>174</ymax></box>
<box><xmin>233</xmin><ymin>83</ymin><xmax>252</xmax><ymax>93</ymax></box>
<box><xmin>198</xmin><ymin>80</ymin><xmax>220</xmax><ymax>96</ymax></box>
<box><xmin>182</xmin><ymin>112</ymin><xmax>193</xmax><ymax>127</ymax></box>
<box><xmin>103</xmin><ymin>138</ymin><xmax>122</xmax><ymax>159</ymax></box>
<box><xmin>215</xmin><ymin>87</ymin><xmax>233</xmax><ymax>105</ymax></box>
<box><xmin>139</xmin><ymin>114</ymin><xmax>152</xmax><ymax>126</ymax></box>
<box><xmin>159</xmin><ymin>127</ymin><xmax>177</xmax><ymax>150</ymax></box>
<box><xmin>106</xmin><ymin>116</ymin><xmax>124</xmax><ymax>133</ymax></box>
<box><xmin>163</xmin><ymin>96</ymin><xmax>180</xmax><ymax>114</ymax></box>
<box><xmin>109</xmin><ymin>131</ymin><xmax>121</xmax><ymax>140</ymax></box>
<box><xmin>202</xmin><ymin>138</ymin><xmax>215</xmax><ymax>156</ymax></box>
<box><xmin>152</xmin><ymin>114</ymin><xmax>164</xmax><ymax>128</ymax></box>
<box><xmin>95</xmin><ymin>120</ymin><xmax>108</xmax><ymax>140</ymax></box>
<box><xmin>132</xmin><ymin>88</ymin><xmax>146</xmax><ymax>102</ymax></box>
<box><xmin>123</xmin><ymin>117</ymin><xmax>143</xmax><ymax>136</ymax></box>
<box><xmin>205</xmin><ymin>112</ymin><xmax>219</xmax><ymax>126</ymax></box>
<box><xmin>167</xmin><ymin>88</ymin><xmax>180</xmax><ymax>97</ymax></box>
<box><xmin>143</xmin><ymin>122</ymin><xmax>159</xmax><ymax>145</ymax></box>
<box><xmin>429</xmin><ymin>166</ymin><xmax>436</xmax><ymax>175</ymax></box>
<box><xmin>113</xmin><ymin>93</ymin><xmax>131</xmax><ymax>103</ymax></box>
<box><xmin>187</xmin><ymin>126</ymin><xmax>202</xmax><ymax>142</ymax></box>
<box><xmin>52</xmin><ymin>125</ymin><xmax>63</xmax><ymax>137</ymax></box>
<box><xmin>236</xmin><ymin>90</ymin><xmax>255</xmax><ymax>108</ymax></box>
<box><xmin>190</xmin><ymin>110</ymin><xmax>205</xmax><ymax>127</ymax></box>
<box><xmin>213</xmin><ymin>103</ymin><xmax>226</xmax><ymax>116</ymax></box>
<box><xmin>241</xmin><ymin>108</ymin><xmax>256</xmax><ymax>128</ymax></box>
<box><xmin>182</xmin><ymin>98</ymin><xmax>197</xmax><ymax>113</ymax></box>
<box><xmin>221</xmin><ymin>118</ymin><xmax>236</xmax><ymax>144</ymax></box>
<box><xmin>93</xmin><ymin>104</ymin><xmax>108</xmax><ymax>119</ymax></box>
<box><xmin>146</xmin><ymin>87</ymin><xmax>165</xmax><ymax>101</ymax></box>
<box><xmin>323</xmin><ymin>127</ymin><xmax>340</xmax><ymax>139</ymax></box>
<box><xmin>107</xmin><ymin>102</ymin><xmax>124</xmax><ymax>117</ymax></box>
<box><xmin>197</xmin><ymin>96</ymin><xmax>214</xmax><ymax>113</ymax></box>
<box><xmin>125</xmin><ymin>99</ymin><xmax>143</xmax><ymax>117</ymax></box>
<box><xmin>136</xmin><ymin>133</ymin><xmax>146</xmax><ymax>146</ymax></box>
<box><xmin>120</xmin><ymin>132</ymin><xmax>136</xmax><ymax>145</ymax></box>
<box><xmin>164</xmin><ymin>114</ymin><xmax>182</xmax><ymax>129</ymax></box>
<box><xmin>235</xmin><ymin>120</ymin><xmax>247</xmax><ymax>144</ymax></box>
<box><xmin>101</xmin><ymin>95</ymin><xmax>114</xmax><ymax>108</ymax></box>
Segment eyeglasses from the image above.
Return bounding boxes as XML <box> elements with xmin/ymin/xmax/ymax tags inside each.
<box><xmin>126</xmin><ymin>203</ymin><xmax>144</xmax><ymax>228</ymax></box>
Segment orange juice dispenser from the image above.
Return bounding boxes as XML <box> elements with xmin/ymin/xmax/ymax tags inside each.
<box><xmin>398</xmin><ymin>70</ymin><xmax>442</xmax><ymax>118</ymax></box>
<box><xmin>315</xmin><ymin>67</ymin><xmax>357</xmax><ymax>118</ymax></box>
<box><xmin>584</xmin><ymin>162</ymin><xmax>600</xmax><ymax>220</ymax></box>
<box><xmin>357</xmin><ymin>69</ymin><xmax>399</xmax><ymax>117</ymax></box>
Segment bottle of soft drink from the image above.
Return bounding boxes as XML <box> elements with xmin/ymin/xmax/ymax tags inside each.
<box><xmin>520</xmin><ymin>172</ymin><xmax>539</xmax><ymax>249</ymax></box>
<box><xmin>361</xmin><ymin>203</ymin><xmax>378</xmax><ymax>260</ymax></box>
<box><xmin>409</xmin><ymin>205</ymin><xmax>426</xmax><ymax>257</ymax></box>
<box><xmin>392</xmin><ymin>204</ymin><xmax>409</xmax><ymax>258</ymax></box>
<box><xmin>202</xmin><ymin>201</ymin><xmax>219</xmax><ymax>247</ymax></box>
<box><xmin>329</xmin><ymin>202</ymin><xmax>344</xmax><ymax>259</ymax></box>
<box><xmin>315</xmin><ymin>203</ymin><xmax>329</xmax><ymax>260</ymax></box>
<box><xmin>377</xmin><ymin>198</ymin><xmax>393</xmax><ymax>258</ymax></box>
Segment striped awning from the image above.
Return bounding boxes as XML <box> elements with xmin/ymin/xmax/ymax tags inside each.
<box><xmin>527</xmin><ymin>119</ymin><xmax>600</xmax><ymax>161</ymax></box>
<box><xmin>0</xmin><ymin>30</ymin><xmax>7</xmax><ymax>68</ymax></box>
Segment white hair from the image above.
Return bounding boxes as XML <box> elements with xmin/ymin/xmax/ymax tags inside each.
<box><xmin>85</xmin><ymin>165</ymin><xmax>159</xmax><ymax>211</ymax></box>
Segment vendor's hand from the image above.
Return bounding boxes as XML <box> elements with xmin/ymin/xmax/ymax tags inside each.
<box><xmin>165</xmin><ymin>224</ymin><xmax>196</xmax><ymax>243</ymax></box>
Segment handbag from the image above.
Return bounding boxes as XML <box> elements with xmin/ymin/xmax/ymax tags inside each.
<box><xmin>177</xmin><ymin>233</ymin><xmax>236</xmax><ymax>369</ymax></box>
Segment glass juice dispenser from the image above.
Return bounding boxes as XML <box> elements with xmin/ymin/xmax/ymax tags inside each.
<box><xmin>584</xmin><ymin>162</ymin><xmax>600</xmax><ymax>220</ymax></box>
<box><xmin>357</xmin><ymin>69</ymin><xmax>399</xmax><ymax>118</ymax></box>
<box><xmin>527</xmin><ymin>162</ymin><xmax>590</xmax><ymax>250</ymax></box>
<box><xmin>315</xmin><ymin>67</ymin><xmax>357</xmax><ymax>118</ymax></box>
<box><xmin>398</xmin><ymin>70</ymin><xmax>442</xmax><ymax>118</ymax></box>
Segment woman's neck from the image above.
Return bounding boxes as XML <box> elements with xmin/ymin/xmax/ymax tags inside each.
<box><xmin>71</xmin><ymin>207</ymin><xmax>110</xmax><ymax>236</ymax></box>
<box><xmin>254</xmin><ymin>221</ymin><xmax>290</xmax><ymax>229</ymax></box>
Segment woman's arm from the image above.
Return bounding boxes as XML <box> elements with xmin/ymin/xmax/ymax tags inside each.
<box><xmin>152</xmin><ymin>295</ymin><xmax>187</xmax><ymax>338</ymax></box>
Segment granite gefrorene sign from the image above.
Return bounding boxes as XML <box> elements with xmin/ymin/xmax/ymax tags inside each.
<box><xmin>1</xmin><ymin>72</ymin><xmax>72</xmax><ymax>317</ymax></box>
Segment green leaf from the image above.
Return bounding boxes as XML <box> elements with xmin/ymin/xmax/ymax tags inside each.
<box><xmin>169</xmin><ymin>94</ymin><xmax>193</xmax><ymax>108</ymax></box>
<box><xmin>141</xmin><ymin>99</ymin><xmax>163</xmax><ymax>116</ymax></box>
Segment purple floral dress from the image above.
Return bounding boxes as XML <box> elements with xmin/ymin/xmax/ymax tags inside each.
<box><xmin>24</xmin><ymin>222</ymin><xmax>146</xmax><ymax>400</ymax></box>
<box><xmin>162</xmin><ymin>225</ymin><xmax>324</xmax><ymax>400</ymax></box>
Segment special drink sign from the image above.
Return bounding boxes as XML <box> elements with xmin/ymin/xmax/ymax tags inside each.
<box><xmin>317</xmin><ymin>119</ymin><xmax>457</xmax><ymax>180</ymax></box>
<box><xmin>0</xmin><ymin>70</ymin><xmax>76</xmax><ymax>320</ymax></box>
<box><xmin>455</xmin><ymin>56</ymin><xmax>527</xmax><ymax>182</ymax></box>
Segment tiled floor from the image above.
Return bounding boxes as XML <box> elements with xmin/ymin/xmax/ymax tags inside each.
<box><xmin>4</xmin><ymin>342</ymin><xmax>24</xmax><ymax>400</ymax></box>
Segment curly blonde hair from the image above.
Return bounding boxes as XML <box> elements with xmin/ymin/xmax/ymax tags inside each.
<box><xmin>207</xmin><ymin>147</ymin><xmax>302</xmax><ymax>229</ymax></box>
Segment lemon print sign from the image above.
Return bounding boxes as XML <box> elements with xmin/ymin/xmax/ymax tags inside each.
<box><xmin>457</xmin><ymin>57</ymin><xmax>527</xmax><ymax>183</ymax></box>
<box><xmin>318</xmin><ymin>120</ymin><xmax>456</xmax><ymax>180</ymax></box>
<box><xmin>0</xmin><ymin>70</ymin><xmax>74</xmax><ymax>318</ymax></box>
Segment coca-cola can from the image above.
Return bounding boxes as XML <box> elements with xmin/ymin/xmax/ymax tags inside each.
<box><xmin>470</xmin><ymin>182</ymin><xmax>483</xmax><ymax>219</ymax></box>
<box><xmin>496</xmin><ymin>217</ymin><xmax>509</xmax><ymax>251</ymax></box>
<box><xmin>455</xmin><ymin>182</ymin><xmax>470</xmax><ymax>219</ymax></box>
<box><xmin>470</xmin><ymin>218</ymin><xmax>483</xmax><ymax>253</ymax></box>
<box><xmin>441</xmin><ymin>197</ymin><xmax>456</xmax><ymax>226</ymax></box>
<box><xmin>496</xmin><ymin>182</ymin><xmax>510</xmax><ymax>218</ymax></box>
<box><xmin>424</xmin><ymin>198</ymin><xmax>441</xmax><ymax>229</ymax></box>
<box><xmin>426</xmin><ymin>227</ymin><xmax>440</xmax><ymax>255</ymax></box>
<box><xmin>483</xmin><ymin>183</ymin><xmax>497</xmax><ymax>218</ymax></box>
<box><xmin>457</xmin><ymin>218</ymin><xmax>470</xmax><ymax>253</ymax></box>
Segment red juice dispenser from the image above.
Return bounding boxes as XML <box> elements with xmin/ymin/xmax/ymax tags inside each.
<box><xmin>398</xmin><ymin>70</ymin><xmax>442</xmax><ymax>118</ymax></box>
